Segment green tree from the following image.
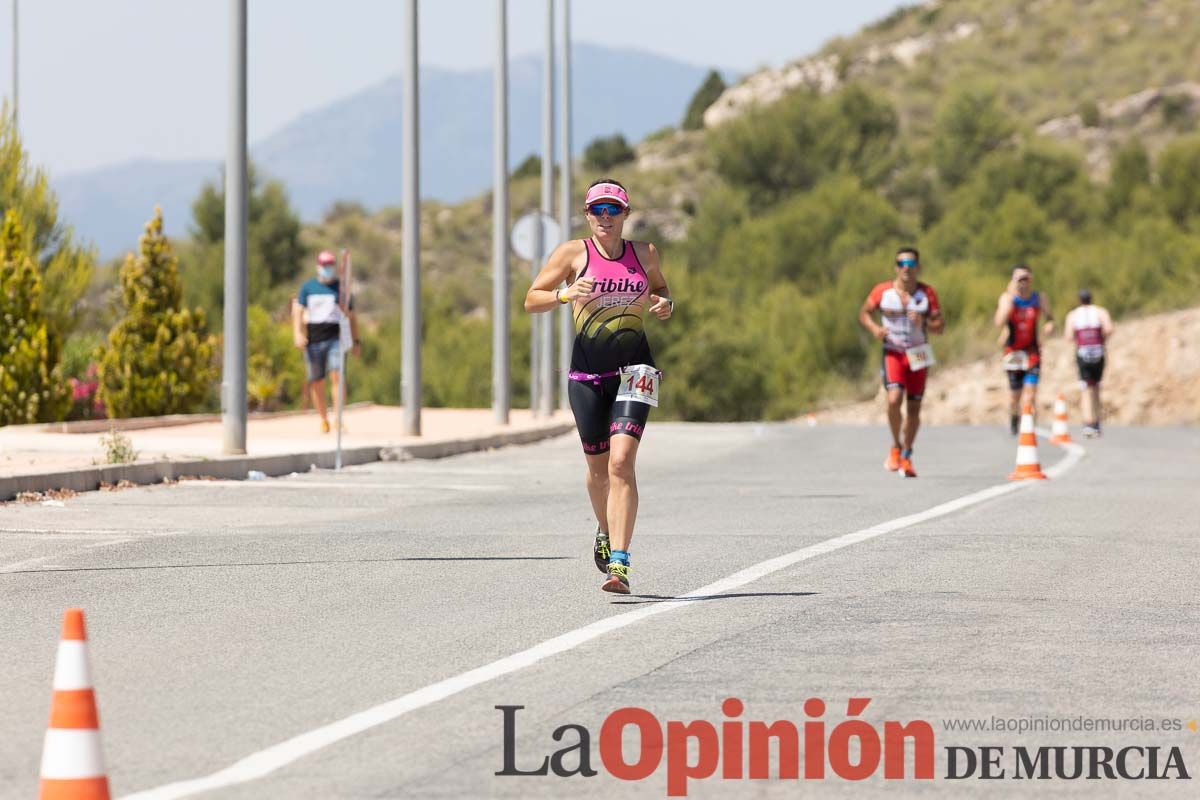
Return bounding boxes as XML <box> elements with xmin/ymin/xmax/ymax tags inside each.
<box><xmin>583</xmin><ymin>134</ymin><xmax>636</xmax><ymax>171</ymax></box>
<box><xmin>708</xmin><ymin>85</ymin><xmax>899</xmax><ymax>206</ymax></box>
<box><xmin>0</xmin><ymin>105</ymin><xmax>95</xmax><ymax>340</ymax></box>
<box><xmin>710</xmin><ymin>175</ymin><xmax>911</xmax><ymax>290</ymax></box>
<box><xmin>975</xmin><ymin>192</ymin><xmax>1053</xmax><ymax>266</ymax></box>
<box><xmin>823</xmin><ymin>85</ymin><xmax>900</xmax><ymax>186</ymax></box>
<box><xmin>247</xmin><ymin>303</ymin><xmax>306</xmax><ymax>411</ymax></box>
<box><xmin>1157</xmin><ymin>135</ymin><xmax>1200</xmax><ymax>226</ymax></box>
<box><xmin>97</xmin><ymin>208</ymin><xmax>218</xmax><ymax>418</ymax></box>
<box><xmin>682</xmin><ymin>70</ymin><xmax>727</xmax><ymax>130</ymax></box>
<box><xmin>707</xmin><ymin>88</ymin><xmax>827</xmax><ymax>205</ymax></box>
<box><xmin>931</xmin><ymin>86</ymin><xmax>1015</xmax><ymax>188</ymax></box>
<box><xmin>0</xmin><ymin>209</ymin><xmax>69</xmax><ymax>424</ymax></box>
<box><xmin>512</xmin><ymin>154</ymin><xmax>542</xmax><ymax>180</ymax></box>
<box><xmin>1106</xmin><ymin>139</ymin><xmax>1152</xmax><ymax>217</ymax></box>
<box><xmin>180</xmin><ymin>163</ymin><xmax>305</xmax><ymax>320</ymax></box>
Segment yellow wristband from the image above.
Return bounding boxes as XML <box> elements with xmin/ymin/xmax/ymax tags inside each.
<box><xmin>557</xmin><ymin>289</ymin><xmax>570</xmax><ymax>304</ymax></box>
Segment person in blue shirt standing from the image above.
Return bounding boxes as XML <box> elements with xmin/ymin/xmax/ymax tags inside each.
<box><xmin>293</xmin><ymin>250</ymin><xmax>359</xmax><ymax>433</ymax></box>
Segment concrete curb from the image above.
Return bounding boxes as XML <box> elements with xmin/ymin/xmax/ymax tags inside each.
<box><xmin>0</xmin><ymin>422</ymin><xmax>574</xmax><ymax>501</ymax></box>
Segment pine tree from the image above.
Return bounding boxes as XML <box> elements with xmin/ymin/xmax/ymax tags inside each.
<box><xmin>0</xmin><ymin>104</ymin><xmax>95</xmax><ymax>339</ymax></box>
<box><xmin>682</xmin><ymin>70</ymin><xmax>727</xmax><ymax>131</ymax></box>
<box><xmin>0</xmin><ymin>209</ymin><xmax>69</xmax><ymax>424</ymax></box>
<box><xmin>96</xmin><ymin>208</ymin><xmax>218</xmax><ymax>418</ymax></box>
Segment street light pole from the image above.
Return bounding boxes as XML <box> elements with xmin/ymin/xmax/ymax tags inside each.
<box><xmin>221</xmin><ymin>0</ymin><xmax>248</xmax><ymax>455</ymax></box>
<box><xmin>11</xmin><ymin>0</ymin><xmax>18</xmax><ymax>130</ymax></box>
<box><xmin>493</xmin><ymin>0</ymin><xmax>510</xmax><ymax>426</ymax></box>
<box><xmin>538</xmin><ymin>0</ymin><xmax>555</xmax><ymax>417</ymax></box>
<box><xmin>401</xmin><ymin>0</ymin><xmax>422</xmax><ymax>435</ymax></box>
<box><xmin>557</xmin><ymin>0</ymin><xmax>572</xmax><ymax>410</ymax></box>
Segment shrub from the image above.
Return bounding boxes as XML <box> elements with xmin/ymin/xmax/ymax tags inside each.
<box><xmin>1078</xmin><ymin>100</ymin><xmax>1102</xmax><ymax>128</ymax></box>
<box><xmin>1157</xmin><ymin>135</ymin><xmax>1200</xmax><ymax>226</ymax></box>
<box><xmin>0</xmin><ymin>209</ymin><xmax>69</xmax><ymax>424</ymax></box>
<box><xmin>931</xmin><ymin>86</ymin><xmax>1016</xmax><ymax>187</ymax></box>
<box><xmin>96</xmin><ymin>208</ymin><xmax>218</xmax><ymax>418</ymax></box>
<box><xmin>1106</xmin><ymin>139</ymin><xmax>1151</xmax><ymax>217</ymax></box>
<box><xmin>583</xmin><ymin>134</ymin><xmax>635</xmax><ymax>171</ymax></box>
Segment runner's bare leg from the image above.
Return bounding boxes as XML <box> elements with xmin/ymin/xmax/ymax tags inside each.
<box><xmin>887</xmin><ymin>388</ymin><xmax>905</xmax><ymax>448</ymax></box>
<box><xmin>606</xmin><ymin>435</ymin><xmax>641</xmax><ymax>553</ymax></box>
<box><xmin>584</xmin><ymin>452</ymin><xmax>610</xmax><ymax>533</ymax></box>
<box><xmin>903</xmin><ymin>397</ymin><xmax>922</xmax><ymax>450</ymax></box>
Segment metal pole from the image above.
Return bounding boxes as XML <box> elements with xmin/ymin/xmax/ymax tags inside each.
<box><xmin>538</xmin><ymin>0</ymin><xmax>555</xmax><ymax>417</ymax></box>
<box><xmin>557</xmin><ymin>0</ymin><xmax>572</xmax><ymax>410</ymax></box>
<box><xmin>401</xmin><ymin>0</ymin><xmax>422</xmax><ymax>435</ymax></box>
<box><xmin>11</xmin><ymin>0</ymin><xmax>16</xmax><ymax>131</ymax></box>
<box><xmin>529</xmin><ymin>220</ymin><xmax>541</xmax><ymax>416</ymax></box>
<box><xmin>336</xmin><ymin>250</ymin><xmax>351</xmax><ymax>469</ymax></box>
<box><xmin>221</xmin><ymin>0</ymin><xmax>248</xmax><ymax>455</ymax></box>
<box><xmin>492</xmin><ymin>0</ymin><xmax>510</xmax><ymax>426</ymax></box>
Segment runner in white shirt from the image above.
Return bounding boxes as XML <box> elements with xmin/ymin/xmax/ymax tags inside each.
<box><xmin>1063</xmin><ymin>289</ymin><xmax>1114</xmax><ymax>437</ymax></box>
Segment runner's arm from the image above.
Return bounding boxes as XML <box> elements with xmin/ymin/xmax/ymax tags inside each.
<box><xmin>524</xmin><ymin>241</ymin><xmax>586</xmax><ymax>313</ymax></box>
<box><xmin>926</xmin><ymin>308</ymin><xmax>945</xmax><ymax>335</ymax></box>
<box><xmin>858</xmin><ymin>298</ymin><xmax>887</xmax><ymax>340</ymax></box>
<box><xmin>642</xmin><ymin>243</ymin><xmax>673</xmax><ymax>320</ymax></box>
<box><xmin>993</xmin><ymin>292</ymin><xmax>1013</xmax><ymax>328</ymax></box>
<box><xmin>1100</xmin><ymin>307</ymin><xmax>1115</xmax><ymax>339</ymax></box>
<box><xmin>291</xmin><ymin>296</ymin><xmax>306</xmax><ymax>347</ymax></box>
<box><xmin>1062</xmin><ymin>310</ymin><xmax>1075</xmax><ymax>341</ymax></box>
<box><xmin>1041</xmin><ymin>295</ymin><xmax>1055</xmax><ymax>336</ymax></box>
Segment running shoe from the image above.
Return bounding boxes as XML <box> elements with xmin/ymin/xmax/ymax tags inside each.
<box><xmin>884</xmin><ymin>447</ymin><xmax>902</xmax><ymax>472</ymax></box>
<box><xmin>898</xmin><ymin>456</ymin><xmax>917</xmax><ymax>478</ymax></box>
<box><xmin>1009</xmin><ymin>415</ymin><xmax>1020</xmax><ymax>436</ymax></box>
<box><xmin>1084</xmin><ymin>425</ymin><xmax>1100</xmax><ymax>438</ymax></box>
<box><xmin>593</xmin><ymin>529</ymin><xmax>611</xmax><ymax>574</ymax></box>
<box><xmin>320</xmin><ymin>418</ymin><xmax>331</xmax><ymax>434</ymax></box>
<box><xmin>602</xmin><ymin>562</ymin><xmax>630</xmax><ymax>594</ymax></box>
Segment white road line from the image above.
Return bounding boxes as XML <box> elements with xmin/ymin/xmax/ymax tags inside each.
<box><xmin>0</xmin><ymin>529</ymin><xmax>136</xmax><ymax>536</ymax></box>
<box><xmin>0</xmin><ymin>538</ymin><xmax>134</xmax><ymax>573</ymax></box>
<box><xmin>0</xmin><ymin>531</ymin><xmax>130</xmax><ymax>540</ymax></box>
<box><xmin>119</xmin><ymin>438</ymin><xmax>1083</xmax><ymax>800</ymax></box>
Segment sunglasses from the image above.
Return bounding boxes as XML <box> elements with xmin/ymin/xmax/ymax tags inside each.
<box><xmin>587</xmin><ymin>202</ymin><xmax>625</xmax><ymax>217</ymax></box>
<box><xmin>895</xmin><ymin>259</ymin><xmax>918</xmax><ymax>269</ymax></box>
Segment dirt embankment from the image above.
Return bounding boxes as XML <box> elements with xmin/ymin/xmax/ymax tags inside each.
<box><xmin>818</xmin><ymin>307</ymin><xmax>1200</xmax><ymax>426</ymax></box>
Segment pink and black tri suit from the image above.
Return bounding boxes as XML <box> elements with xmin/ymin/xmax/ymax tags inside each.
<box><xmin>566</xmin><ymin>238</ymin><xmax>656</xmax><ymax>455</ymax></box>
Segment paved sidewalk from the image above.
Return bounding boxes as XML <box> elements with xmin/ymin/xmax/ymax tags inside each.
<box><xmin>0</xmin><ymin>405</ymin><xmax>574</xmax><ymax>498</ymax></box>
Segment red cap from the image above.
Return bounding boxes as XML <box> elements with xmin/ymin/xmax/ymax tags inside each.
<box><xmin>317</xmin><ymin>250</ymin><xmax>337</xmax><ymax>266</ymax></box>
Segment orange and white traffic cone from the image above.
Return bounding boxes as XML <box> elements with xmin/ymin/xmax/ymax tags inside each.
<box><xmin>39</xmin><ymin>609</ymin><xmax>110</xmax><ymax>800</ymax></box>
<box><xmin>1050</xmin><ymin>393</ymin><xmax>1072</xmax><ymax>444</ymax></box>
<box><xmin>1009</xmin><ymin>404</ymin><xmax>1047</xmax><ymax>481</ymax></box>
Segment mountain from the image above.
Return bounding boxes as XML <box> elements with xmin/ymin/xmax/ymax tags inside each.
<box><xmin>54</xmin><ymin>44</ymin><xmax>726</xmax><ymax>258</ymax></box>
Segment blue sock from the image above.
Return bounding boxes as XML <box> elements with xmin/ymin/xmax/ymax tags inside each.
<box><xmin>609</xmin><ymin>549</ymin><xmax>630</xmax><ymax>566</ymax></box>
<box><xmin>901</xmin><ymin>448</ymin><xmax>912</xmax><ymax>459</ymax></box>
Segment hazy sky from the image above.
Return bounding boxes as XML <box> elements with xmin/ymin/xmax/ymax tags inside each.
<box><xmin>2</xmin><ymin>0</ymin><xmax>905</xmax><ymax>175</ymax></box>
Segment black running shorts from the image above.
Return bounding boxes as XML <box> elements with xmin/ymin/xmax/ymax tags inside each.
<box><xmin>567</xmin><ymin>376</ymin><xmax>651</xmax><ymax>455</ymax></box>
<box><xmin>1076</xmin><ymin>355</ymin><xmax>1105</xmax><ymax>387</ymax></box>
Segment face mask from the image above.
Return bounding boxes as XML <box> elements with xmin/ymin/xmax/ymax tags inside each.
<box><xmin>318</xmin><ymin>265</ymin><xmax>336</xmax><ymax>281</ymax></box>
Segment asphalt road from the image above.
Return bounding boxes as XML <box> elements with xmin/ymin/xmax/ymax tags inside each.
<box><xmin>2</xmin><ymin>423</ymin><xmax>1198</xmax><ymax>798</ymax></box>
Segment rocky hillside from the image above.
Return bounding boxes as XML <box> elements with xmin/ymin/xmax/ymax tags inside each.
<box><xmin>620</xmin><ymin>0</ymin><xmax>1200</xmax><ymax>246</ymax></box>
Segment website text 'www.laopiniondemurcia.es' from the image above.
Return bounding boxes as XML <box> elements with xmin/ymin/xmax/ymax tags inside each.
<box><xmin>495</xmin><ymin>699</ymin><xmax>1196</xmax><ymax>796</ymax></box>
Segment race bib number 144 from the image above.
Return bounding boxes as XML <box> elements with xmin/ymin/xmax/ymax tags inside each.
<box><xmin>617</xmin><ymin>365</ymin><xmax>661</xmax><ymax>407</ymax></box>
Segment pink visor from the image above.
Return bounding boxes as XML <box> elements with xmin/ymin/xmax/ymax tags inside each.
<box><xmin>584</xmin><ymin>183</ymin><xmax>629</xmax><ymax>208</ymax></box>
